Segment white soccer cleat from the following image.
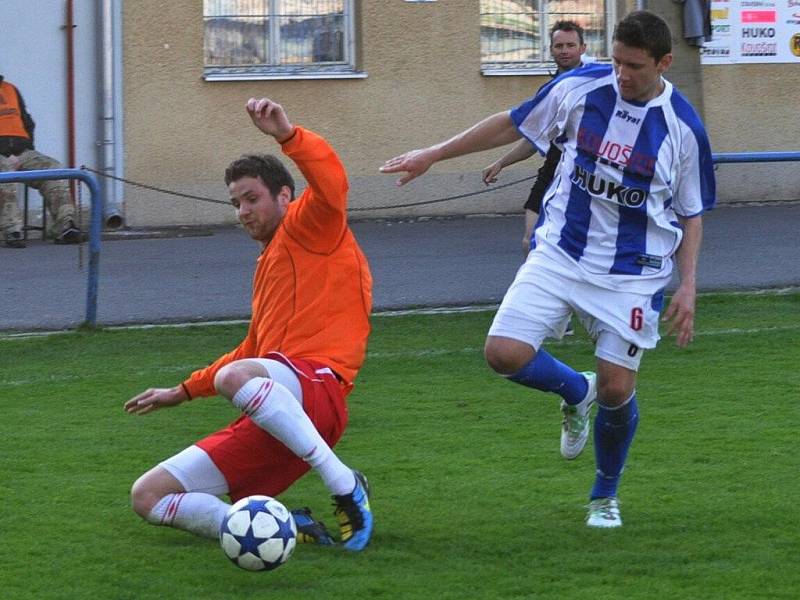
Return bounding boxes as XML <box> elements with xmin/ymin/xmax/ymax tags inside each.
<box><xmin>586</xmin><ymin>497</ymin><xmax>622</xmax><ymax>528</ymax></box>
<box><xmin>560</xmin><ymin>371</ymin><xmax>596</xmax><ymax>459</ymax></box>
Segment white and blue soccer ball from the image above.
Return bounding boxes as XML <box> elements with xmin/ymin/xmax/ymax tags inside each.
<box><xmin>219</xmin><ymin>495</ymin><xmax>297</xmax><ymax>571</ymax></box>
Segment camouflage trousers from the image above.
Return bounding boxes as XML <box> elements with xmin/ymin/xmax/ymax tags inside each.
<box><xmin>0</xmin><ymin>150</ymin><xmax>75</xmax><ymax>236</ymax></box>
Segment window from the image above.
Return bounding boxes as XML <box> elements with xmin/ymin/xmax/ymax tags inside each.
<box><xmin>203</xmin><ymin>0</ymin><xmax>362</xmax><ymax>80</ymax></box>
<box><xmin>480</xmin><ymin>0</ymin><xmax>615</xmax><ymax>75</ymax></box>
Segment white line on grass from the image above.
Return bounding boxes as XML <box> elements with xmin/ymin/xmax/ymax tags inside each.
<box><xmin>367</xmin><ymin>323</ymin><xmax>800</xmax><ymax>358</ymax></box>
<box><xmin>1</xmin><ymin>286</ymin><xmax>798</xmax><ymax>342</ymax></box>
<box><xmin>375</xmin><ymin>305</ymin><xmax>498</xmax><ymax>317</ymax></box>
<box><xmin>0</xmin><ymin>305</ymin><xmax>498</xmax><ymax>341</ymax></box>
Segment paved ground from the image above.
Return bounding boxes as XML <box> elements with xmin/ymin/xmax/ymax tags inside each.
<box><xmin>1</xmin><ymin>203</ymin><xmax>798</xmax><ymax>332</ymax></box>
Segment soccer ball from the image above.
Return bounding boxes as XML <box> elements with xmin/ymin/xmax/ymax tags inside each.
<box><xmin>219</xmin><ymin>495</ymin><xmax>297</xmax><ymax>571</ymax></box>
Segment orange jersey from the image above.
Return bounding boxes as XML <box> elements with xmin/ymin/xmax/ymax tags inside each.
<box><xmin>183</xmin><ymin>127</ymin><xmax>372</xmax><ymax>398</ymax></box>
<box><xmin>0</xmin><ymin>81</ymin><xmax>31</xmax><ymax>140</ymax></box>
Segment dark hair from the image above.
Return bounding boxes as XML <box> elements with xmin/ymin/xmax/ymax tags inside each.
<box><xmin>550</xmin><ymin>20</ymin><xmax>584</xmax><ymax>46</ymax></box>
<box><xmin>224</xmin><ymin>154</ymin><xmax>295</xmax><ymax>200</ymax></box>
<box><xmin>613</xmin><ymin>11</ymin><xmax>672</xmax><ymax>61</ymax></box>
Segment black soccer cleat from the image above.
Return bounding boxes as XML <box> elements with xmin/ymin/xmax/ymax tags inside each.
<box><xmin>332</xmin><ymin>470</ymin><xmax>373</xmax><ymax>551</ymax></box>
<box><xmin>291</xmin><ymin>507</ymin><xmax>336</xmax><ymax>546</ymax></box>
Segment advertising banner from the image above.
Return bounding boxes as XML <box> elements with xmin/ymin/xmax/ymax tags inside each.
<box><xmin>701</xmin><ymin>0</ymin><xmax>800</xmax><ymax>63</ymax></box>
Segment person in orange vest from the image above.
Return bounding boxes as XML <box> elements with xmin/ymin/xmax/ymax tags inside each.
<box><xmin>0</xmin><ymin>75</ymin><xmax>82</xmax><ymax>248</ymax></box>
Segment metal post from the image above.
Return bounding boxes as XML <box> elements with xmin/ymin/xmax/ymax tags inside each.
<box><xmin>0</xmin><ymin>168</ymin><xmax>103</xmax><ymax>327</ymax></box>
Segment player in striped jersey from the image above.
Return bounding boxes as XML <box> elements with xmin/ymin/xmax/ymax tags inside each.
<box><xmin>382</xmin><ymin>11</ymin><xmax>715</xmax><ymax>528</ymax></box>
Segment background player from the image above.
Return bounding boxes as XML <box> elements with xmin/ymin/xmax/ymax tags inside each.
<box><xmin>481</xmin><ymin>20</ymin><xmax>588</xmax><ymax>255</ymax></box>
<box><xmin>124</xmin><ymin>97</ymin><xmax>374</xmax><ymax>551</ymax></box>
<box><xmin>381</xmin><ymin>11</ymin><xmax>715</xmax><ymax>528</ymax></box>
<box><xmin>482</xmin><ymin>20</ymin><xmax>587</xmax><ymax>340</ymax></box>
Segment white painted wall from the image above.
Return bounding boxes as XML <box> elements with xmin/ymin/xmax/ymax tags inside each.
<box><xmin>0</xmin><ymin>0</ymin><xmax>100</xmax><ymax>221</ymax></box>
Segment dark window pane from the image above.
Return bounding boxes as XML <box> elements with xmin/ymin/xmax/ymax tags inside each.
<box><xmin>204</xmin><ymin>17</ymin><xmax>268</xmax><ymax>66</ymax></box>
<box><xmin>279</xmin><ymin>15</ymin><xmax>344</xmax><ymax>64</ymax></box>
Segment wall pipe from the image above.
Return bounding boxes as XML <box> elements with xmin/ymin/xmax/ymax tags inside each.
<box><xmin>112</xmin><ymin>0</ymin><xmax>125</xmax><ymax>224</ymax></box>
<box><xmin>101</xmin><ymin>0</ymin><xmax>123</xmax><ymax>228</ymax></box>
<box><xmin>65</xmin><ymin>0</ymin><xmax>77</xmax><ymax>203</ymax></box>
<box><xmin>0</xmin><ymin>168</ymin><xmax>103</xmax><ymax>327</ymax></box>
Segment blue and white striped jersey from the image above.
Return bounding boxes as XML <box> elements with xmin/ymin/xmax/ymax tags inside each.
<box><xmin>511</xmin><ymin>63</ymin><xmax>716</xmax><ymax>294</ymax></box>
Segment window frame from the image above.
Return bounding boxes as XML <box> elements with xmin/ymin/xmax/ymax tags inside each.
<box><xmin>202</xmin><ymin>0</ymin><xmax>365</xmax><ymax>82</ymax></box>
<box><xmin>480</xmin><ymin>1</ymin><xmax>616</xmax><ymax>76</ymax></box>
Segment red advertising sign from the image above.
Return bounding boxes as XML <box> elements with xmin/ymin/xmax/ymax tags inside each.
<box><xmin>740</xmin><ymin>10</ymin><xmax>777</xmax><ymax>23</ymax></box>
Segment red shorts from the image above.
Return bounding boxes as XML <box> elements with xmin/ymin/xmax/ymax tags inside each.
<box><xmin>195</xmin><ymin>352</ymin><xmax>349</xmax><ymax>502</ymax></box>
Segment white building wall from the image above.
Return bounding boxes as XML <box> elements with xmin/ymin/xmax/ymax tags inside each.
<box><xmin>0</xmin><ymin>0</ymin><xmax>101</xmax><ymax>221</ymax></box>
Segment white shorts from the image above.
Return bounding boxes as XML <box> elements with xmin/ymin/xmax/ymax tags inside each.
<box><xmin>160</xmin><ymin>357</ymin><xmax>302</xmax><ymax>493</ymax></box>
<box><xmin>160</xmin><ymin>445</ymin><xmax>229</xmax><ymax>495</ymax></box>
<box><xmin>488</xmin><ymin>249</ymin><xmax>663</xmax><ymax>371</ymax></box>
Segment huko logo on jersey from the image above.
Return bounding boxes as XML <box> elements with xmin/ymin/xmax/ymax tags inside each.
<box><xmin>570</xmin><ymin>164</ymin><xmax>648</xmax><ymax>208</ymax></box>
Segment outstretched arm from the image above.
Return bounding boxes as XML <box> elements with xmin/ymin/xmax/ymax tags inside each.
<box><xmin>124</xmin><ymin>385</ymin><xmax>189</xmax><ymax>415</ymax></box>
<box><xmin>482</xmin><ymin>138</ymin><xmax>537</xmax><ymax>185</ymax></box>
<box><xmin>245</xmin><ymin>95</ymin><xmax>351</xmax><ymax>253</ymax></box>
<box><xmin>662</xmin><ymin>215</ymin><xmax>703</xmax><ymax>347</ymax></box>
<box><xmin>380</xmin><ymin>111</ymin><xmax>521</xmax><ymax>186</ymax></box>
<box><xmin>124</xmin><ymin>316</ymin><xmax>260</xmax><ymax>413</ymax></box>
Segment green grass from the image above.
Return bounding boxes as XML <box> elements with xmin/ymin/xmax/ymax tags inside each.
<box><xmin>1</xmin><ymin>292</ymin><xmax>798</xmax><ymax>599</ymax></box>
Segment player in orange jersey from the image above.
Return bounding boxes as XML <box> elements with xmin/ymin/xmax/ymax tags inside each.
<box><xmin>124</xmin><ymin>98</ymin><xmax>374</xmax><ymax>551</ymax></box>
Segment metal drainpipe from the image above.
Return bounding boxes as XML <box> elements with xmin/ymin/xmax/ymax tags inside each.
<box><xmin>66</xmin><ymin>0</ymin><xmax>77</xmax><ymax>204</ymax></box>
<box><xmin>101</xmin><ymin>0</ymin><xmax>124</xmax><ymax>228</ymax></box>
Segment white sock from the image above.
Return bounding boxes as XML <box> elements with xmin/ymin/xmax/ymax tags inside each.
<box><xmin>232</xmin><ymin>377</ymin><xmax>356</xmax><ymax>496</ymax></box>
<box><xmin>147</xmin><ymin>492</ymin><xmax>229</xmax><ymax>539</ymax></box>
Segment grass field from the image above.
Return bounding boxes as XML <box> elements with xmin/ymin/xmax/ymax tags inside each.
<box><xmin>1</xmin><ymin>292</ymin><xmax>798</xmax><ymax>599</ymax></box>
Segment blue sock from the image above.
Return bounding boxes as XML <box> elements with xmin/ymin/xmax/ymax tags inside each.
<box><xmin>591</xmin><ymin>394</ymin><xmax>639</xmax><ymax>500</ymax></box>
<box><xmin>507</xmin><ymin>349</ymin><xmax>588</xmax><ymax>405</ymax></box>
